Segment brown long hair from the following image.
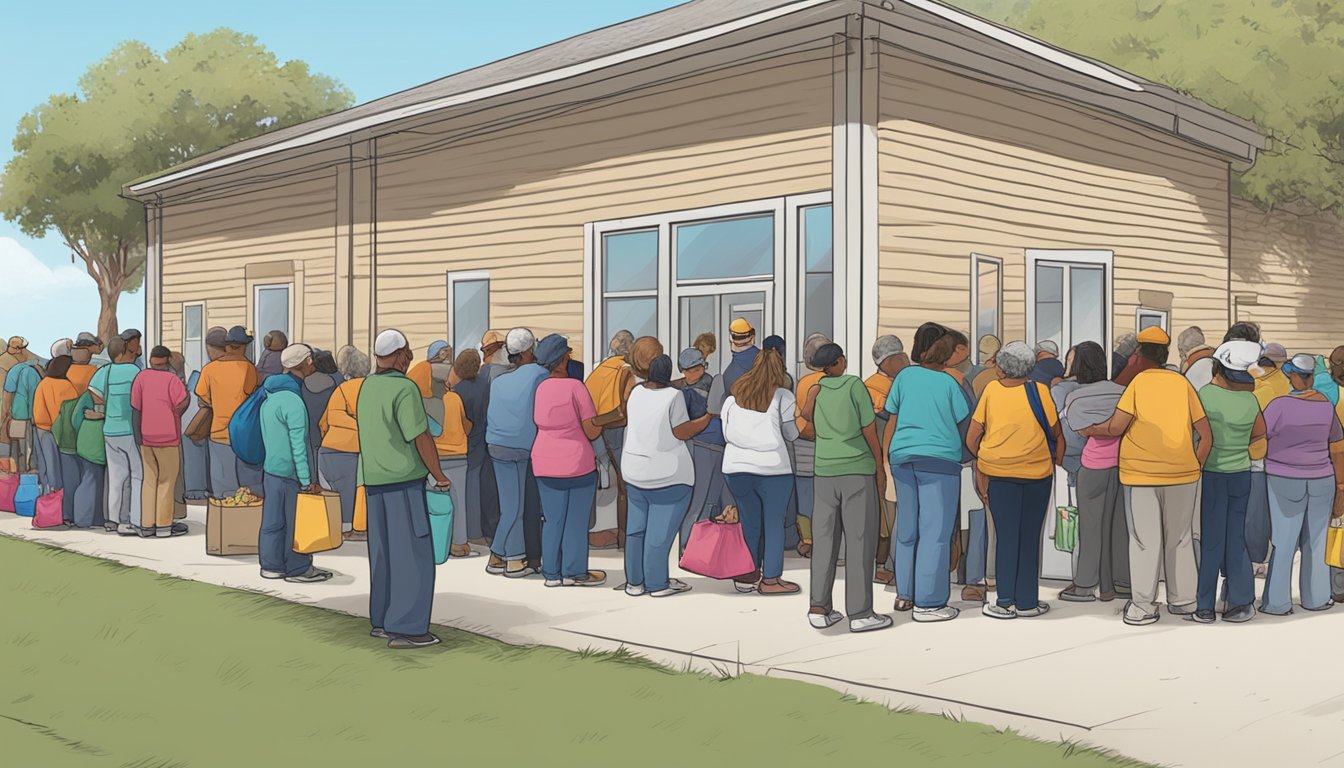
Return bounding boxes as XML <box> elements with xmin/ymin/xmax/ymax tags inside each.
<box><xmin>732</xmin><ymin>349</ymin><xmax>790</xmax><ymax>412</ymax></box>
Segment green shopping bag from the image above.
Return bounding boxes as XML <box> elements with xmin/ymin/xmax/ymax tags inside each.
<box><xmin>427</xmin><ymin>488</ymin><xmax>454</xmax><ymax>565</ymax></box>
<box><xmin>1053</xmin><ymin>506</ymin><xmax>1078</xmax><ymax>553</ymax></box>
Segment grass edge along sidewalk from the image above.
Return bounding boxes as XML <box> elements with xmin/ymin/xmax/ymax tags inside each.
<box><xmin>1</xmin><ymin>536</ymin><xmax>1150</xmax><ymax>767</ymax></box>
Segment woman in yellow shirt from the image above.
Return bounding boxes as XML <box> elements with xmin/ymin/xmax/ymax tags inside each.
<box><xmin>319</xmin><ymin>347</ymin><xmax>368</xmax><ymax>541</ymax></box>
<box><xmin>436</xmin><ymin>365</ymin><xmax>475</xmax><ymax>558</ymax></box>
<box><xmin>32</xmin><ymin>355</ymin><xmax>80</xmax><ymax>496</ymax></box>
<box><xmin>966</xmin><ymin>342</ymin><xmax>1065</xmax><ymax>621</ymax></box>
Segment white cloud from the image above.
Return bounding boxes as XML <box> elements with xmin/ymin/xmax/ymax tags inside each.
<box><xmin>0</xmin><ymin>237</ymin><xmax>145</xmax><ymax>353</ymax></box>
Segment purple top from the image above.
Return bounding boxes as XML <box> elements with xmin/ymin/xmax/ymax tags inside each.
<box><xmin>1264</xmin><ymin>396</ymin><xmax>1343</xmax><ymax>479</ymax></box>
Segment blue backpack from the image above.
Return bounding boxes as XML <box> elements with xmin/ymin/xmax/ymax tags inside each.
<box><xmin>228</xmin><ymin>388</ymin><xmax>269</xmax><ymax>466</ymax></box>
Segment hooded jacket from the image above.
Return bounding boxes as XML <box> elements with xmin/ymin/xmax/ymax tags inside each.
<box><xmin>259</xmin><ymin>373</ymin><xmax>310</xmax><ymax>485</ymax></box>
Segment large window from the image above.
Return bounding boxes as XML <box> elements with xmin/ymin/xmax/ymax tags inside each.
<box><xmin>674</xmin><ymin>215</ymin><xmax>774</xmax><ymax>282</ymax></box>
<box><xmin>970</xmin><ymin>255</ymin><xmax>1002</xmax><ymax>356</ymax></box>
<box><xmin>1027</xmin><ymin>250</ymin><xmax>1111</xmax><ymax>365</ymax></box>
<box><xmin>183</xmin><ymin>302</ymin><xmax>204</xmax><ymax>375</ymax></box>
<box><xmin>600</xmin><ymin>230</ymin><xmax>659</xmax><ymax>345</ymax></box>
<box><xmin>801</xmin><ymin>205</ymin><xmax>833</xmax><ymax>342</ymax></box>
<box><xmin>449</xmin><ymin>274</ymin><xmax>490</xmax><ymax>355</ymax></box>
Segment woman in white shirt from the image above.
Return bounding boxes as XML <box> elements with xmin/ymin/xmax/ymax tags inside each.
<box><xmin>721</xmin><ymin>348</ymin><xmax>802</xmax><ymax>595</ymax></box>
<box><xmin>621</xmin><ymin>354</ymin><xmax>710</xmax><ymax>597</ymax></box>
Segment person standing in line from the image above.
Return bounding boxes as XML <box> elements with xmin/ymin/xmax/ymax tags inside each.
<box><xmin>1180</xmin><ymin>327</ymin><xmax>1216</xmax><ymax>392</ymax></box>
<box><xmin>1057</xmin><ymin>342</ymin><xmax>1129</xmax><ymax>603</ymax></box>
<box><xmin>532</xmin><ymin>335</ymin><xmax>607</xmax><ymax>587</ymax></box>
<box><xmin>1189</xmin><ymin>341</ymin><xmax>1265</xmax><ymax>624</ymax></box>
<box><xmin>67</xmin><ymin>335</ymin><xmax>101</xmax><ymax>393</ymax></box>
<box><xmin>408</xmin><ymin>340</ymin><xmax>452</xmax><ymax>399</ymax></box>
<box><xmin>1028</xmin><ymin>341</ymin><xmax>1064</xmax><ymax>386</ymax></box>
<box><xmin>319</xmin><ymin>347</ymin><xmax>370</xmax><ymax>541</ymax></box>
<box><xmin>450</xmin><ymin>349</ymin><xmax>494</xmax><ymax>547</ymax></box>
<box><xmin>884</xmin><ymin>324</ymin><xmax>972</xmax><ymax>621</ymax></box>
<box><xmin>32</xmin><ymin>355</ymin><xmax>78</xmax><ymax>496</ymax></box>
<box><xmin>673</xmin><ymin>347</ymin><xmax>732</xmax><ymax>555</ymax></box>
<box><xmin>1326</xmin><ymin>346</ymin><xmax>1344</xmax><ymax>603</ymax></box>
<box><xmin>485</xmin><ymin>328</ymin><xmax>549</xmax><ymax>578</ymax></box>
<box><xmin>0</xmin><ymin>336</ymin><xmax>40</xmax><ymax>473</ymax></box>
<box><xmin>120</xmin><ymin>329</ymin><xmax>145</xmax><ymax>369</ymax></box>
<box><xmin>255</xmin><ymin>331</ymin><xmax>288</xmax><ymax>382</ymax></box>
<box><xmin>1081</xmin><ymin>326</ymin><xmax>1212</xmax><ymax>626</ymax></box>
<box><xmin>468</xmin><ymin>331</ymin><xmax>506</xmax><ymax>544</ymax></box>
<box><xmin>864</xmin><ymin>335</ymin><xmax>907</xmax><ymax>586</ymax></box>
<box><xmin>1111</xmin><ymin>333</ymin><xmax>1138</xmax><ymax>382</ymax></box>
<box><xmin>131</xmin><ymin>346</ymin><xmax>189</xmax><ymax>538</ymax></box>
<box><xmin>89</xmin><ymin>337</ymin><xmax>143</xmax><ymax>535</ymax></box>
<box><xmin>967</xmin><ymin>342</ymin><xmax>1064</xmax><ymax>619</ymax></box>
<box><xmin>357</xmin><ymin>330</ymin><xmax>451</xmax><ymax>649</ymax></box>
<box><xmin>433</xmin><ymin>353</ymin><xmax>475</xmax><ymax>559</ymax></box>
<box><xmin>791</xmin><ymin>333</ymin><xmax>832</xmax><ymax>560</ymax></box>
<box><xmin>257</xmin><ymin>344</ymin><xmax>331</xmax><ymax>582</ymax></box>
<box><xmin>584</xmin><ymin>330</ymin><xmax>635</xmax><ymax>550</ymax></box>
<box><xmin>721</xmin><ymin>348</ymin><xmax>799</xmax><ymax>595</ymax></box>
<box><xmin>195</xmin><ymin>326</ymin><xmax>262</xmax><ymax>498</ymax></box>
<box><xmin>970</xmin><ymin>335</ymin><xmax>1002</xmax><ymax>401</ymax></box>
<box><xmin>1260</xmin><ymin>354</ymin><xmax>1344</xmax><ymax>615</ymax></box>
<box><xmin>799</xmin><ymin>343</ymin><xmax>890</xmax><ymax>633</ymax></box>
<box><xmin>1221</xmin><ymin>324</ymin><xmax>1272</xmax><ymax>576</ymax></box>
<box><xmin>181</xmin><ymin>327</ymin><xmax>226</xmax><ymax>500</ymax></box>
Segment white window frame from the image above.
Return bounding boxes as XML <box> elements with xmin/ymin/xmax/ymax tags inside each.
<box><xmin>787</xmin><ymin>192</ymin><xmax>837</xmax><ymax>374</ymax></box>
<box><xmin>969</xmin><ymin>254</ymin><xmax>1003</xmax><ymax>358</ymax></box>
<box><xmin>446</xmin><ymin>271</ymin><xmax>491</xmax><ymax>354</ymax></box>
<box><xmin>182</xmin><ymin>301</ymin><xmax>206</xmax><ymax>375</ymax></box>
<box><xmin>251</xmin><ymin>282</ymin><xmax>294</xmax><ymax>364</ymax></box>
<box><xmin>1025</xmin><ymin>249</ymin><xmax>1113</xmax><ymax>368</ymax></box>
<box><xmin>1135</xmin><ymin>307</ymin><xmax>1169</xmax><ymax>333</ymax></box>
<box><xmin>586</xmin><ymin>192</ymin><xmax>831</xmax><ymax>374</ymax></box>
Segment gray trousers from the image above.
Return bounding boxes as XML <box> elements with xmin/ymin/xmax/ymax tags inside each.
<box><xmin>1075</xmin><ymin>467</ymin><xmax>1131</xmax><ymax>593</ymax></box>
<box><xmin>318</xmin><ymin>448</ymin><xmax>360</xmax><ymax>530</ymax></box>
<box><xmin>366</xmin><ymin>479</ymin><xmax>436</xmax><ymax>637</ymax></box>
<box><xmin>208</xmin><ymin>439</ymin><xmax>263</xmax><ymax>498</ymax></box>
<box><xmin>8</xmin><ymin>420</ymin><xmax>32</xmax><ymax>473</ymax></box>
<box><xmin>810</xmin><ymin>475</ymin><xmax>878</xmax><ymax>619</ymax></box>
<box><xmin>105</xmin><ymin>434</ymin><xmax>143</xmax><ymax>528</ymax></box>
<box><xmin>1124</xmin><ymin>481</ymin><xmax>1199</xmax><ymax>618</ymax></box>
<box><xmin>1245</xmin><ymin>470</ymin><xmax>1271</xmax><ymax>563</ymax></box>
<box><xmin>34</xmin><ymin>427</ymin><xmax>61</xmax><ymax>494</ymax></box>
<box><xmin>182</xmin><ymin>436</ymin><xmax>210</xmax><ymax>499</ymax></box>
<box><xmin>679</xmin><ymin>441</ymin><xmax>732</xmax><ymax>554</ymax></box>
<box><xmin>438</xmin><ymin>456</ymin><xmax>469</xmax><ymax>546</ymax></box>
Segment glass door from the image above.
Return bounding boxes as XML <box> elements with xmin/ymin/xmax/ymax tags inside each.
<box><xmin>1033</xmin><ymin>261</ymin><xmax>1107</xmax><ymax>358</ymax></box>
<box><xmin>676</xmin><ymin>285</ymin><xmax>771</xmax><ymax>376</ymax></box>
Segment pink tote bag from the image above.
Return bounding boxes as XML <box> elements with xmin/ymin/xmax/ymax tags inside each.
<box><xmin>678</xmin><ymin>519</ymin><xmax>756</xmax><ymax>580</ymax></box>
<box><xmin>0</xmin><ymin>474</ymin><xmax>18</xmax><ymax>513</ymax></box>
<box><xmin>32</xmin><ymin>489</ymin><xmax>64</xmax><ymax>529</ymax></box>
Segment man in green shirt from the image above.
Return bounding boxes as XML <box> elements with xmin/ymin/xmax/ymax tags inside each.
<box><xmin>358</xmin><ymin>329</ymin><xmax>452</xmax><ymax>650</ymax></box>
<box><xmin>90</xmin><ymin>337</ymin><xmax>144</xmax><ymax>534</ymax></box>
<box><xmin>801</xmin><ymin>343</ymin><xmax>891</xmax><ymax>634</ymax></box>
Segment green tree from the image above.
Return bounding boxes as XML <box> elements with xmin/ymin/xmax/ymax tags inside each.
<box><xmin>0</xmin><ymin>29</ymin><xmax>353</xmax><ymax>341</ymax></box>
<box><xmin>951</xmin><ymin>0</ymin><xmax>1344</xmax><ymax>213</ymax></box>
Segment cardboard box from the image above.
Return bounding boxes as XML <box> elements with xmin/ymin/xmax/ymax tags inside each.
<box><xmin>206</xmin><ymin>499</ymin><xmax>263</xmax><ymax>556</ymax></box>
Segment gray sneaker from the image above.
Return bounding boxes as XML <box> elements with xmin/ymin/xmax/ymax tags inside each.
<box><xmin>260</xmin><ymin>570</ymin><xmax>286</xmax><ymax>580</ymax></box>
<box><xmin>1123</xmin><ymin>602</ymin><xmax>1160</xmax><ymax>626</ymax></box>
<box><xmin>1222</xmin><ymin>604</ymin><xmax>1256</xmax><ymax>623</ymax></box>
<box><xmin>284</xmin><ymin>567</ymin><xmax>333</xmax><ymax>584</ymax></box>
<box><xmin>387</xmin><ymin>633</ymin><xmax>441</xmax><ymax>650</ymax></box>
<box><xmin>1167</xmin><ymin>603</ymin><xmax>1197</xmax><ymax>616</ymax></box>
<box><xmin>981</xmin><ymin>603</ymin><xmax>1016</xmax><ymax>620</ymax></box>
<box><xmin>912</xmin><ymin>605</ymin><xmax>960</xmax><ymax>623</ymax></box>
<box><xmin>116</xmin><ymin>523</ymin><xmax>138</xmax><ymax>536</ymax></box>
<box><xmin>1017</xmin><ymin>602</ymin><xmax>1051</xmax><ymax>618</ymax></box>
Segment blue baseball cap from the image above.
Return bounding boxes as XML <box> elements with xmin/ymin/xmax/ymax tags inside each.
<box><xmin>1282</xmin><ymin>354</ymin><xmax>1316</xmax><ymax>378</ymax></box>
<box><xmin>763</xmin><ymin>335</ymin><xmax>786</xmax><ymax>355</ymax></box>
<box><xmin>677</xmin><ymin>348</ymin><xmax>705</xmax><ymax>371</ymax></box>
<box><xmin>535</xmin><ymin>334</ymin><xmax>571</xmax><ymax>369</ymax></box>
<box><xmin>427</xmin><ymin>340</ymin><xmax>450</xmax><ymax>360</ymax></box>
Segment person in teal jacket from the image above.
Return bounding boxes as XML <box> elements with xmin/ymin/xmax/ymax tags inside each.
<box><xmin>258</xmin><ymin>344</ymin><xmax>332</xmax><ymax>583</ymax></box>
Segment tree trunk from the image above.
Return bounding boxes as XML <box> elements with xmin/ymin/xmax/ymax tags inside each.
<box><xmin>96</xmin><ymin>279</ymin><xmax>122</xmax><ymax>344</ymax></box>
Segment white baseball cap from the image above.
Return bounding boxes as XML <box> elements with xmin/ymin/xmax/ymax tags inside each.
<box><xmin>505</xmin><ymin>328</ymin><xmax>536</xmax><ymax>355</ymax></box>
<box><xmin>280</xmin><ymin>344</ymin><xmax>313</xmax><ymax>369</ymax></box>
<box><xmin>373</xmin><ymin>329</ymin><xmax>409</xmax><ymax>357</ymax></box>
<box><xmin>50</xmin><ymin>338</ymin><xmax>73</xmax><ymax>358</ymax></box>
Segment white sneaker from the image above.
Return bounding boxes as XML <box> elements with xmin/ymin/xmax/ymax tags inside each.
<box><xmin>1017</xmin><ymin>602</ymin><xmax>1050</xmax><ymax>618</ymax></box>
<box><xmin>649</xmin><ymin>579</ymin><xmax>691</xmax><ymax>598</ymax></box>
<box><xmin>808</xmin><ymin>609</ymin><xmax>843</xmax><ymax>629</ymax></box>
<box><xmin>849</xmin><ymin>614</ymin><xmax>893</xmax><ymax>633</ymax></box>
<box><xmin>544</xmin><ymin>578</ymin><xmax>564</xmax><ymax>588</ymax></box>
<box><xmin>624</xmin><ymin>583</ymin><xmax>646</xmax><ymax>597</ymax></box>
<box><xmin>982</xmin><ymin>603</ymin><xmax>1017</xmax><ymax>620</ymax></box>
<box><xmin>912</xmin><ymin>605</ymin><xmax>960</xmax><ymax>623</ymax></box>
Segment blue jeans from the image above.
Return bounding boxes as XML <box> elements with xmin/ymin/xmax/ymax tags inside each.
<box><xmin>260</xmin><ymin>473</ymin><xmax>312</xmax><ymax>577</ymax></box>
<box><xmin>537</xmin><ymin>473</ymin><xmax>598</xmax><ymax>580</ymax></box>
<box><xmin>725</xmin><ymin>473</ymin><xmax>793</xmax><ymax>579</ymax></box>
<box><xmin>489</xmin><ymin>446</ymin><xmax>541</xmax><ymax>561</ymax></box>
<box><xmin>1263</xmin><ymin>474</ymin><xmax>1334</xmax><ymax>614</ymax></box>
<box><xmin>626</xmin><ymin>484</ymin><xmax>692</xmax><ymax>592</ymax></box>
<box><xmin>964</xmin><ymin>507</ymin><xmax>989</xmax><ymax>585</ymax></box>
<box><xmin>987</xmin><ymin>476</ymin><xmax>1051</xmax><ymax>610</ymax></box>
<box><xmin>892</xmin><ymin>462</ymin><xmax>960</xmax><ymax>608</ymax></box>
<box><xmin>1198</xmin><ymin>471</ymin><xmax>1253</xmax><ymax>612</ymax></box>
<box><xmin>366</xmin><ymin>478</ymin><xmax>435</xmax><ymax>636</ymax></box>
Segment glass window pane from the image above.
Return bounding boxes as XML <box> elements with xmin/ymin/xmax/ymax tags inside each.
<box><xmin>676</xmin><ymin>215</ymin><xmax>774</xmax><ymax>281</ymax></box>
<box><xmin>604</xmin><ymin>297</ymin><xmax>657</xmax><ymax>346</ymax></box>
<box><xmin>453</xmin><ymin>279</ymin><xmax>490</xmax><ymax>355</ymax></box>
<box><xmin>803</xmin><ymin>206</ymin><xmax>833</xmax><ymax>273</ymax></box>
<box><xmin>603</xmin><ymin>230</ymin><xmax>658</xmax><ymax>293</ymax></box>
<box><xmin>1070</xmin><ymin>267</ymin><xmax>1105</xmax><ymax>348</ymax></box>
<box><xmin>1035</xmin><ymin>264</ymin><xmax>1063</xmax><ymax>350</ymax></box>
<box><xmin>976</xmin><ymin>260</ymin><xmax>1001</xmax><ymax>342</ymax></box>
<box><xmin>679</xmin><ymin>295</ymin><xmax>717</xmax><ymax>370</ymax></box>
<box><xmin>254</xmin><ymin>286</ymin><xmax>290</xmax><ymax>363</ymax></box>
<box><xmin>184</xmin><ymin>305</ymin><xmax>203</xmax><ymax>341</ymax></box>
<box><xmin>184</xmin><ymin>305</ymin><xmax>203</xmax><ymax>374</ymax></box>
<box><xmin>804</xmin><ymin>273</ymin><xmax>834</xmax><ymax>341</ymax></box>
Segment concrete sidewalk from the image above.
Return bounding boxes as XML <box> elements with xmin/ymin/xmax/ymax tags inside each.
<box><xmin>4</xmin><ymin>505</ymin><xmax>1342</xmax><ymax>768</ymax></box>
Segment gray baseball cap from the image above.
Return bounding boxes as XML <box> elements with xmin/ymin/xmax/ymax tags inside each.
<box><xmin>677</xmin><ymin>348</ymin><xmax>706</xmax><ymax>370</ymax></box>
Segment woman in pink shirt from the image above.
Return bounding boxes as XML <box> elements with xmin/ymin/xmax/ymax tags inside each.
<box><xmin>1059</xmin><ymin>343</ymin><xmax>1130</xmax><ymax>602</ymax></box>
<box><xmin>531</xmin><ymin>334</ymin><xmax>605</xmax><ymax>587</ymax></box>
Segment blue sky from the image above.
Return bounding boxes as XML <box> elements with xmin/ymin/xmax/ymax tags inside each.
<box><xmin>0</xmin><ymin>0</ymin><xmax>676</xmax><ymax>353</ymax></box>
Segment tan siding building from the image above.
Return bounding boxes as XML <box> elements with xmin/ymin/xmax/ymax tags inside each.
<box><xmin>126</xmin><ymin>0</ymin><xmax>1262</xmax><ymax>380</ymax></box>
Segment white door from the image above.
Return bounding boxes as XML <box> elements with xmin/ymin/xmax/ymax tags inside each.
<box><xmin>676</xmin><ymin>285</ymin><xmax>771</xmax><ymax>377</ymax></box>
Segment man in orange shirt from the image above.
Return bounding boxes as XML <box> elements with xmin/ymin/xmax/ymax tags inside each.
<box><xmin>195</xmin><ymin>326</ymin><xmax>261</xmax><ymax>497</ymax></box>
<box><xmin>866</xmin><ymin>335</ymin><xmax>908</xmax><ymax>584</ymax></box>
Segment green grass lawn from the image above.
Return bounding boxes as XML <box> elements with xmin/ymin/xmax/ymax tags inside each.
<box><xmin>1</xmin><ymin>536</ymin><xmax>1149</xmax><ymax>767</ymax></box>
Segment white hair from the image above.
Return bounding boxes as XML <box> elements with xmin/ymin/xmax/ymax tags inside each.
<box><xmin>998</xmin><ymin>341</ymin><xmax>1037</xmax><ymax>379</ymax></box>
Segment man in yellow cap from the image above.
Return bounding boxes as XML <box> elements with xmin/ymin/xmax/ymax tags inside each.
<box><xmin>1080</xmin><ymin>326</ymin><xmax>1212</xmax><ymax>626</ymax></box>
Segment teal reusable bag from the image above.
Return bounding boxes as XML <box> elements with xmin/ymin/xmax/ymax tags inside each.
<box><xmin>427</xmin><ymin>488</ymin><xmax>454</xmax><ymax>565</ymax></box>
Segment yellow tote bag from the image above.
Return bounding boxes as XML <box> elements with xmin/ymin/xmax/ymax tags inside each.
<box><xmin>1327</xmin><ymin>519</ymin><xmax>1344</xmax><ymax>569</ymax></box>
<box><xmin>294</xmin><ymin>490</ymin><xmax>343</xmax><ymax>554</ymax></box>
<box><xmin>353</xmin><ymin>487</ymin><xmax>367</xmax><ymax>532</ymax></box>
